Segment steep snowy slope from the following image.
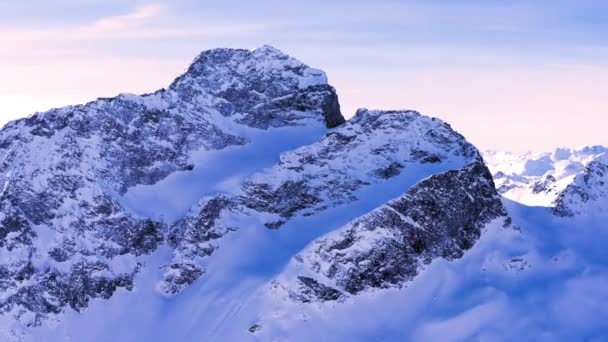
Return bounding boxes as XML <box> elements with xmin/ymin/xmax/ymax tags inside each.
<box><xmin>218</xmin><ymin>146</ymin><xmax>608</xmax><ymax>340</ymax></box>
<box><xmin>0</xmin><ymin>45</ymin><xmax>343</xmax><ymax>329</ymax></box>
<box><xmin>484</xmin><ymin>146</ymin><xmax>608</xmax><ymax>209</ymax></box>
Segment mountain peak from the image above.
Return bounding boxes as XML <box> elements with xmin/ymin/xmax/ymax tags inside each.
<box><xmin>170</xmin><ymin>45</ymin><xmax>328</xmax><ymax>92</ymax></box>
<box><xmin>166</xmin><ymin>45</ymin><xmax>341</xmax><ymax>128</ymax></box>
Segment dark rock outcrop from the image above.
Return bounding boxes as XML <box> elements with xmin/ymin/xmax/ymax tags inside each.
<box><xmin>275</xmin><ymin>162</ymin><xmax>509</xmax><ymax>302</ymax></box>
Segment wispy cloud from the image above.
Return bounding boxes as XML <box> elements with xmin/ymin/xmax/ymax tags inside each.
<box><xmin>82</xmin><ymin>3</ymin><xmax>163</xmax><ymax>35</ymax></box>
<box><xmin>0</xmin><ymin>2</ymin><xmax>273</xmax><ymax>67</ymax></box>
<box><xmin>0</xmin><ymin>3</ymin><xmax>269</xmax><ymax>48</ymax></box>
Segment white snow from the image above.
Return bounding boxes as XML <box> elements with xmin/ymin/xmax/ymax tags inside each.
<box><xmin>3</xmin><ymin>44</ymin><xmax>608</xmax><ymax>341</ymax></box>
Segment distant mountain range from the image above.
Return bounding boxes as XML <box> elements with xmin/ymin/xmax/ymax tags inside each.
<box><xmin>484</xmin><ymin>146</ymin><xmax>608</xmax><ymax>215</ymax></box>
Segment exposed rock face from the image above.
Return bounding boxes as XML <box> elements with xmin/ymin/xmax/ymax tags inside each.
<box><xmin>0</xmin><ymin>46</ymin><xmax>342</xmax><ymax>324</ymax></box>
<box><xmin>169</xmin><ymin>45</ymin><xmax>344</xmax><ymax>129</ymax></box>
<box><xmin>271</xmin><ymin>162</ymin><xmax>509</xmax><ymax>302</ymax></box>
<box><xmin>162</xmin><ymin>109</ymin><xmax>483</xmax><ymax>293</ymax></box>
<box><xmin>532</xmin><ymin>175</ymin><xmax>557</xmax><ymax>194</ymax></box>
<box><xmin>553</xmin><ymin>156</ymin><xmax>608</xmax><ymax>217</ymax></box>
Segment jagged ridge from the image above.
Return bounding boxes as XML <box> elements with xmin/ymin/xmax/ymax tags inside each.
<box><xmin>162</xmin><ymin>109</ymin><xmax>484</xmax><ymax>293</ymax></box>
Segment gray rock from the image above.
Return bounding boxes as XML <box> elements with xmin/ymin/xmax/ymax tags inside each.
<box><xmin>279</xmin><ymin>162</ymin><xmax>509</xmax><ymax>302</ymax></box>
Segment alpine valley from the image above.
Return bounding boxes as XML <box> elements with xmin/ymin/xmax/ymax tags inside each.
<box><xmin>0</xmin><ymin>46</ymin><xmax>606</xmax><ymax>341</ymax></box>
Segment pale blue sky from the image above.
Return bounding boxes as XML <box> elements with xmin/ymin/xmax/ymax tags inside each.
<box><xmin>1</xmin><ymin>0</ymin><xmax>606</xmax><ymax>151</ymax></box>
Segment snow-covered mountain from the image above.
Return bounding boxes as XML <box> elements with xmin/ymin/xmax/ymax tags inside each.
<box><xmin>1</xmin><ymin>46</ymin><xmax>607</xmax><ymax>341</ymax></box>
<box><xmin>0</xmin><ymin>45</ymin><xmax>510</xmax><ymax>340</ymax></box>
